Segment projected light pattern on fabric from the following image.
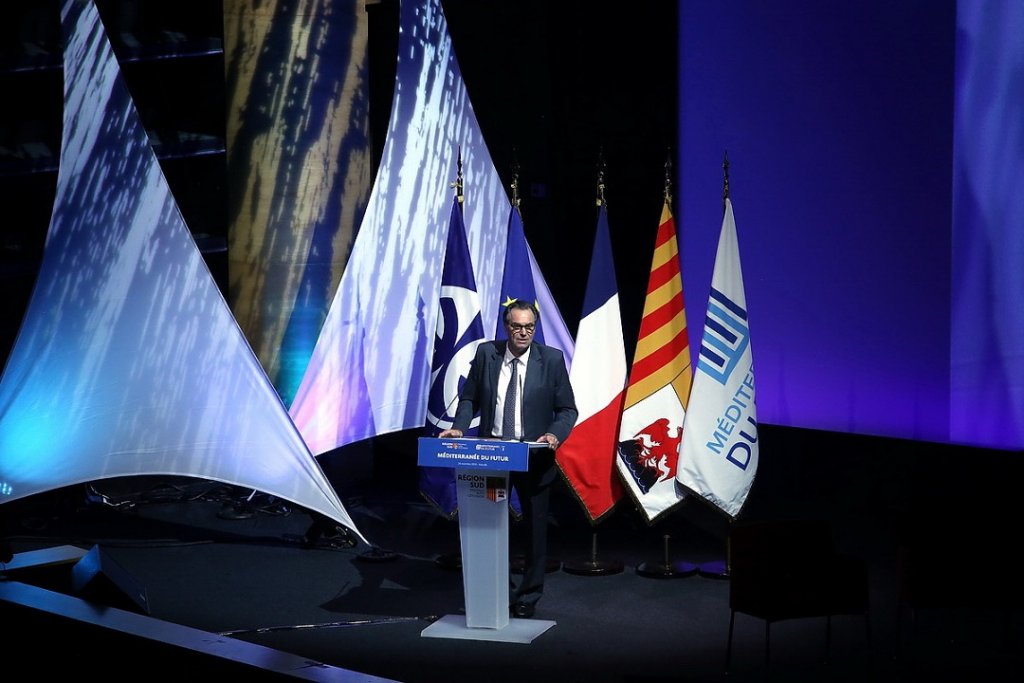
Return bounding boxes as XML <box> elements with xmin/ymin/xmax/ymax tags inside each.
<box><xmin>223</xmin><ymin>0</ymin><xmax>371</xmax><ymax>406</ymax></box>
<box><xmin>0</xmin><ymin>0</ymin><xmax>363</xmax><ymax>541</ymax></box>
<box><xmin>950</xmin><ymin>2</ymin><xmax>1024</xmax><ymax>447</ymax></box>
<box><xmin>290</xmin><ymin>0</ymin><xmax>573</xmax><ymax>455</ymax></box>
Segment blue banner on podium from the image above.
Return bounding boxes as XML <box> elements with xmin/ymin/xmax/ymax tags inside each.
<box><xmin>418</xmin><ymin>437</ymin><xmax>530</xmax><ymax>472</ymax></box>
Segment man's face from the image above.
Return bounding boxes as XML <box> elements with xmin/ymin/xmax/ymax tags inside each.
<box><xmin>505</xmin><ymin>307</ymin><xmax>537</xmax><ymax>356</ymax></box>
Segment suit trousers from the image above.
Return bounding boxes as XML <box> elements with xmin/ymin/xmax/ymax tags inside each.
<box><xmin>510</xmin><ymin>448</ymin><xmax>557</xmax><ymax>607</ymax></box>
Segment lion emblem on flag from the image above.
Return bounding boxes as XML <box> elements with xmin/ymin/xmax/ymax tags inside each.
<box><xmin>617</xmin><ymin>418</ymin><xmax>682</xmax><ymax>494</ymax></box>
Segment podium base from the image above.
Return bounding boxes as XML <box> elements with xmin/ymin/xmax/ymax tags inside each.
<box><xmin>421</xmin><ymin>614</ymin><xmax>555</xmax><ymax>644</ymax></box>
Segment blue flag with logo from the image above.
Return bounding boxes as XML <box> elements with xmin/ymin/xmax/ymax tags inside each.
<box><xmin>421</xmin><ymin>196</ymin><xmax>485</xmax><ymax>517</ymax></box>
<box><xmin>495</xmin><ymin>205</ymin><xmax>545</xmax><ymax>343</ymax></box>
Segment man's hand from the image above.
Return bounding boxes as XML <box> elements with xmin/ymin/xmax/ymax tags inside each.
<box><xmin>537</xmin><ymin>432</ymin><xmax>560</xmax><ymax>450</ymax></box>
<box><xmin>438</xmin><ymin>429</ymin><xmax>463</xmax><ymax>438</ymax></box>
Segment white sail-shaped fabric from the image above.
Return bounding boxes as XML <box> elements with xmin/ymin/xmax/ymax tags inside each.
<box><xmin>289</xmin><ymin>0</ymin><xmax>574</xmax><ymax>455</ymax></box>
<box><xmin>0</xmin><ymin>0</ymin><xmax>363</xmax><ymax>543</ymax></box>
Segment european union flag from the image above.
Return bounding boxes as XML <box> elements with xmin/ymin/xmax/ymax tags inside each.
<box><xmin>495</xmin><ymin>205</ymin><xmax>545</xmax><ymax>344</ymax></box>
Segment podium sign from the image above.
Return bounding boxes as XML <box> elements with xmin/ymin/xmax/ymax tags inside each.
<box><xmin>418</xmin><ymin>438</ymin><xmax>554</xmax><ymax>642</ymax></box>
<box><xmin>416</xmin><ymin>437</ymin><xmax>530</xmax><ymax>472</ymax></box>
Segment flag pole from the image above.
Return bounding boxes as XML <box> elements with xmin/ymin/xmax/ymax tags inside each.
<box><xmin>371</xmin><ymin>155</ymin><xmax>463</xmax><ymax>566</ymax></box>
<box><xmin>636</xmin><ymin>148</ymin><xmax>698</xmax><ymax>579</ymax></box>
<box><xmin>665</xmin><ymin>148</ymin><xmax>673</xmax><ymax>204</ymax></box>
<box><xmin>504</xmin><ymin>151</ymin><xmax>562</xmax><ymax>576</ymax></box>
<box><xmin>722</xmin><ymin>149</ymin><xmax>730</xmax><ymax>206</ymax></box>
<box><xmin>697</xmin><ymin>150</ymin><xmax>735</xmax><ymax>580</ymax></box>
<box><xmin>562</xmin><ymin>150</ymin><xmax>625</xmax><ymax>577</ymax></box>
<box><xmin>431</xmin><ymin>147</ymin><xmax>472</xmax><ymax>572</ymax></box>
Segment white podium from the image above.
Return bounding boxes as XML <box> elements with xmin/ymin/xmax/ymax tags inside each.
<box><xmin>417</xmin><ymin>437</ymin><xmax>555</xmax><ymax>643</ymax></box>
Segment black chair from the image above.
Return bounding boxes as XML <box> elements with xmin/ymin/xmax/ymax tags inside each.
<box><xmin>725</xmin><ymin>517</ymin><xmax>871</xmax><ymax>674</ymax></box>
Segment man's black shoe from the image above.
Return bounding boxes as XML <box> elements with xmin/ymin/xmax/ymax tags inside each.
<box><xmin>512</xmin><ymin>602</ymin><xmax>535</xmax><ymax>619</ymax></box>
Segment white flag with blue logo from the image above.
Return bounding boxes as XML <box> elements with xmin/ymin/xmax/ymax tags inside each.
<box><xmin>677</xmin><ymin>198</ymin><xmax>757</xmax><ymax>518</ymax></box>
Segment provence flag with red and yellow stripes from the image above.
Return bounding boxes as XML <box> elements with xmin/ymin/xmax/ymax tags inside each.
<box><xmin>616</xmin><ymin>200</ymin><xmax>692</xmax><ymax>522</ymax></box>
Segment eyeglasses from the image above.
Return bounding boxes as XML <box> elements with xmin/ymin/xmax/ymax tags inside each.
<box><xmin>507</xmin><ymin>322</ymin><xmax>536</xmax><ymax>334</ymax></box>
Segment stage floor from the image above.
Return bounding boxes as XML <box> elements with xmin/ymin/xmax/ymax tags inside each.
<box><xmin>2</xmin><ymin>476</ymin><xmax>1020</xmax><ymax>682</ymax></box>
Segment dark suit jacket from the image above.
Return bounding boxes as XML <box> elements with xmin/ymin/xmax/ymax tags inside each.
<box><xmin>453</xmin><ymin>340</ymin><xmax>577</xmax><ymax>443</ymax></box>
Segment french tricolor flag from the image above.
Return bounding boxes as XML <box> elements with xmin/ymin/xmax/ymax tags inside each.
<box><xmin>556</xmin><ymin>205</ymin><xmax>626</xmax><ymax>522</ymax></box>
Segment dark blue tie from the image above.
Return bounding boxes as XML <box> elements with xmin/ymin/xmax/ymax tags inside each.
<box><xmin>502</xmin><ymin>359</ymin><xmax>518</xmax><ymax>439</ymax></box>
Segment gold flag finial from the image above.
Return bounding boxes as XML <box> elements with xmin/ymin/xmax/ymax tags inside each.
<box><xmin>663</xmin><ymin>148</ymin><xmax>673</xmax><ymax>205</ymax></box>
<box><xmin>450</xmin><ymin>147</ymin><xmax>464</xmax><ymax>204</ymax></box>
<box><xmin>722</xmin><ymin>150</ymin><xmax>730</xmax><ymax>209</ymax></box>
<box><xmin>510</xmin><ymin>152</ymin><xmax>521</xmax><ymax>209</ymax></box>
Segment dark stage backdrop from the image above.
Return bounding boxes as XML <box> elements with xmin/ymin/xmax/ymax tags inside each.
<box><xmin>2</xmin><ymin>0</ymin><xmax>1020</xmax><ymax>479</ymax></box>
<box><xmin>437</xmin><ymin>0</ymin><xmax>1021</xmax><ymax>451</ymax></box>
<box><xmin>677</xmin><ymin>1</ymin><xmax>957</xmax><ymax>445</ymax></box>
<box><xmin>677</xmin><ymin>0</ymin><xmax>1021</xmax><ymax>450</ymax></box>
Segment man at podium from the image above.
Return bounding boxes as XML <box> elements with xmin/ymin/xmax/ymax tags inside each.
<box><xmin>439</xmin><ymin>300</ymin><xmax>577</xmax><ymax>618</ymax></box>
